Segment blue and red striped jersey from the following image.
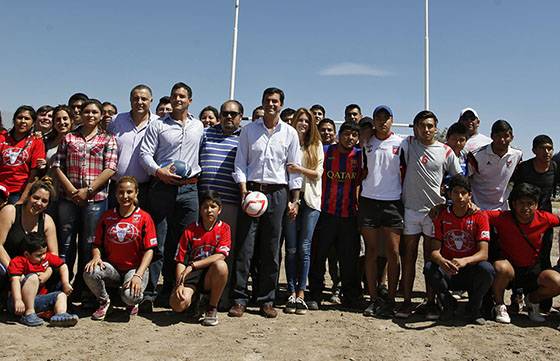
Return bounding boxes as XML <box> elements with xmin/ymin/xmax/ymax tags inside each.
<box><xmin>321</xmin><ymin>144</ymin><xmax>362</xmax><ymax>218</ymax></box>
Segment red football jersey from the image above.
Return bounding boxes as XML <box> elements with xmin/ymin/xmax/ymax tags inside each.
<box><xmin>0</xmin><ymin>133</ymin><xmax>46</xmax><ymax>193</ymax></box>
<box><xmin>486</xmin><ymin>210</ymin><xmax>560</xmax><ymax>267</ymax></box>
<box><xmin>434</xmin><ymin>208</ymin><xmax>490</xmax><ymax>259</ymax></box>
<box><xmin>94</xmin><ymin>208</ymin><xmax>157</xmax><ymax>272</ymax></box>
<box><xmin>8</xmin><ymin>252</ymin><xmax>64</xmax><ymax>294</ymax></box>
<box><xmin>175</xmin><ymin>221</ymin><xmax>231</xmax><ymax>264</ymax></box>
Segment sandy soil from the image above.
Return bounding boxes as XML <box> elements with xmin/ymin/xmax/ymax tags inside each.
<box><xmin>2</xmin><ymin>241</ymin><xmax>560</xmax><ymax>361</ymax></box>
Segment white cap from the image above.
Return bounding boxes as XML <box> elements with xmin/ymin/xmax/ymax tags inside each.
<box><xmin>459</xmin><ymin>107</ymin><xmax>479</xmax><ymax>120</ymax></box>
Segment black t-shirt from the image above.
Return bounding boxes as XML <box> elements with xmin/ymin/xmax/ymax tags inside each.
<box><xmin>510</xmin><ymin>159</ymin><xmax>559</xmax><ymax>212</ymax></box>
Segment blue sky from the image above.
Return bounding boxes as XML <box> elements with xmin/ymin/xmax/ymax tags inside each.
<box><xmin>1</xmin><ymin>0</ymin><xmax>559</xmax><ymax>155</ymax></box>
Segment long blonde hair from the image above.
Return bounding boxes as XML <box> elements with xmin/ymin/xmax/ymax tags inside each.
<box><xmin>290</xmin><ymin>108</ymin><xmax>321</xmax><ymax>170</ymax></box>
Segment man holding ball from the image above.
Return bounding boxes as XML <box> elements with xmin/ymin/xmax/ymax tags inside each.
<box><xmin>230</xmin><ymin>87</ymin><xmax>302</xmax><ymax>318</ymax></box>
<box><xmin>139</xmin><ymin>82</ymin><xmax>204</xmax><ymax>311</ymax></box>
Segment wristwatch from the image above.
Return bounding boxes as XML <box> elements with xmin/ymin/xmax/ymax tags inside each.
<box><xmin>87</xmin><ymin>186</ymin><xmax>94</xmax><ymax>196</ymax></box>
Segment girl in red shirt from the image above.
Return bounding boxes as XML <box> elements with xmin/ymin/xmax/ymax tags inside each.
<box><xmin>84</xmin><ymin>176</ymin><xmax>156</xmax><ymax>320</ymax></box>
<box><xmin>0</xmin><ymin>106</ymin><xmax>46</xmax><ymax>204</ymax></box>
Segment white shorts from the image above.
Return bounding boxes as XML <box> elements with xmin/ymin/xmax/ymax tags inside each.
<box><xmin>403</xmin><ymin>208</ymin><xmax>435</xmax><ymax>237</ymax></box>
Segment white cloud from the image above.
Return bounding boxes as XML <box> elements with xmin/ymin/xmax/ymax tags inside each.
<box><xmin>319</xmin><ymin>62</ymin><xmax>393</xmax><ymax>77</ymax></box>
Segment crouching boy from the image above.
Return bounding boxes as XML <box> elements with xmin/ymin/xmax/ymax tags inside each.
<box><xmin>424</xmin><ymin>175</ymin><xmax>495</xmax><ymax>325</ymax></box>
<box><xmin>8</xmin><ymin>232</ymin><xmax>78</xmax><ymax>327</ymax></box>
<box><xmin>170</xmin><ymin>191</ymin><xmax>231</xmax><ymax>326</ymax></box>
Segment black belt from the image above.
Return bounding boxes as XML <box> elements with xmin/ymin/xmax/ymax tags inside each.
<box><xmin>247</xmin><ymin>181</ymin><xmax>286</xmax><ymax>194</ymax></box>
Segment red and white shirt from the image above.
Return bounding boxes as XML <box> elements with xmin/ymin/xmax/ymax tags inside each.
<box><xmin>486</xmin><ymin>210</ymin><xmax>560</xmax><ymax>267</ymax></box>
<box><xmin>0</xmin><ymin>132</ymin><xmax>46</xmax><ymax>193</ymax></box>
<box><xmin>94</xmin><ymin>208</ymin><xmax>157</xmax><ymax>272</ymax></box>
<box><xmin>175</xmin><ymin>221</ymin><xmax>231</xmax><ymax>264</ymax></box>
<box><xmin>433</xmin><ymin>207</ymin><xmax>490</xmax><ymax>260</ymax></box>
<box><xmin>8</xmin><ymin>252</ymin><xmax>64</xmax><ymax>294</ymax></box>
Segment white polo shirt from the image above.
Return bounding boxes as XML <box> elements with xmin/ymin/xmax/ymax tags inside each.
<box><xmin>465</xmin><ymin>133</ymin><xmax>492</xmax><ymax>153</ymax></box>
<box><xmin>468</xmin><ymin>144</ymin><xmax>523</xmax><ymax>210</ymax></box>
<box><xmin>361</xmin><ymin>133</ymin><xmax>403</xmax><ymax>201</ymax></box>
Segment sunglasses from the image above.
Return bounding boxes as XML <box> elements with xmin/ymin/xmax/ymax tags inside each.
<box><xmin>221</xmin><ymin>111</ymin><xmax>240</xmax><ymax>118</ymax></box>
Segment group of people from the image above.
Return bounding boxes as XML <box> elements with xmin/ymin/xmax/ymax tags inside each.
<box><xmin>0</xmin><ymin>83</ymin><xmax>559</xmax><ymax>330</ymax></box>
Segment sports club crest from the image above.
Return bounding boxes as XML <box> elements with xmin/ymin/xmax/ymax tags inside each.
<box><xmin>421</xmin><ymin>155</ymin><xmax>429</xmax><ymax>165</ymax></box>
<box><xmin>108</xmin><ymin>222</ymin><xmax>140</xmax><ymax>244</ymax></box>
<box><xmin>392</xmin><ymin>146</ymin><xmax>399</xmax><ymax>155</ymax></box>
<box><xmin>2</xmin><ymin>147</ymin><xmax>28</xmax><ymax>166</ymax></box>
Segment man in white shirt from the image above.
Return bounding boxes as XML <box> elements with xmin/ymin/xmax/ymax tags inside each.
<box><xmin>359</xmin><ymin>105</ymin><xmax>404</xmax><ymax>318</ymax></box>
<box><xmin>229</xmin><ymin>87</ymin><xmax>302</xmax><ymax>319</ymax></box>
<box><xmin>459</xmin><ymin>108</ymin><xmax>492</xmax><ymax>153</ymax></box>
<box><xmin>468</xmin><ymin>120</ymin><xmax>522</xmax><ymax>210</ymax></box>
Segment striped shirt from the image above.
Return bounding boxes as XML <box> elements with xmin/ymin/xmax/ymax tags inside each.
<box><xmin>321</xmin><ymin>144</ymin><xmax>362</xmax><ymax>218</ymax></box>
<box><xmin>199</xmin><ymin>125</ymin><xmax>241</xmax><ymax>204</ymax></box>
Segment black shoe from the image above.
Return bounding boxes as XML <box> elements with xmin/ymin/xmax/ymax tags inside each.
<box><xmin>375</xmin><ymin>300</ymin><xmax>396</xmax><ymax>319</ymax></box>
<box><xmin>138</xmin><ymin>298</ymin><xmax>154</xmax><ymax>314</ymax></box>
<box><xmin>439</xmin><ymin>293</ymin><xmax>457</xmax><ymax>322</ymax></box>
<box><xmin>377</xmin><ymin>284</ymin><xmax>389</xmax><ymax>301</ymax></box>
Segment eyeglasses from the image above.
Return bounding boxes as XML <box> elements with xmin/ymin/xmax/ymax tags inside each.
<box><xmin>221</xmin><ymin>111</ymin><xmax>240</xmax><ymax>118</ymax></box>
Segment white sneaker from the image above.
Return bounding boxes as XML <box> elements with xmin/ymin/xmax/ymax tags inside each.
<box><xmin>494</xmin><ymin>304</ymin><xmax>511</xmax><ymax>324</ymax></box>
<box><xmin>526</xmin><ymin>299</ymin><xmax>546</xmax><ymax>322</ymax></box>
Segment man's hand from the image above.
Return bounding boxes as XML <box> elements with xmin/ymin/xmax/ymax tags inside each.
<box><xmin>451</xmin><ymin>258</ymin><xmax>468</xmax><ymax>270</ymax></box>
<box><xmin>174</xmin><ymin>285</ymin><xmax>188</xmax><ymax>302</ymax></box>
<box><xmin>438</xmin><ymin>258</ymin><xmax>459</xmax><ymax>276</ymax></box>
<box><xmin>428</xmin><ymin>203</ymin><xmax>446</xmax><ymax>220</ymax></box>
<box><xmin>156</xmin><ymin>166</ymin><xmax>183</xmax><ymax>185</ymax></box>
<box><xmin>466</xmin><ymin>202</ymin><xmax>480</xmax><ymax>216</ymax></box>
<box><xmin>176</xmin><ymin>266</ymin><xmax>192</xmax><ymax>287</ymax></box>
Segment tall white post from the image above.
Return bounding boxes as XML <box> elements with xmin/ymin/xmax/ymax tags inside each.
<box><xmin>229</xmin><ymin>0</ymin><xmax>240</xmax><ymax>100</ymax></box>
<box><xmin>424</xmin><ymin>0</ymin><xmax>430</xmax><ymax>110</ymax></box>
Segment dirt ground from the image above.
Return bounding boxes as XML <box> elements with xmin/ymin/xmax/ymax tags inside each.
<box><xmin>2</xmin><ymin>239</ymin><xmax>560</xmax><ymax>361</ymax></box>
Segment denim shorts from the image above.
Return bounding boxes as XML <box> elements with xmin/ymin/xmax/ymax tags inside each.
<box><xmin>7</xmin><ymin>274</ymin><xmax>61</xmax><ymax>313</ymax></box>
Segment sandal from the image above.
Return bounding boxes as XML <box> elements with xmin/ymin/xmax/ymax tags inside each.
<box><xmin>50</xmin><ymin>312</ymin><xmax>79</xmax><ymax>327</ymax></box>
<box><xmin>20</xmin><ymin>313</ymin><xmax>44</xmax><ymax>327</ymax></box>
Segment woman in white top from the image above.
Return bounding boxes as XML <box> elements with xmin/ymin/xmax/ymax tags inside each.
<box><xmin>284</xmin><ymin>108</ymin><xmax>324</xmax><ymax>315</ymax></box>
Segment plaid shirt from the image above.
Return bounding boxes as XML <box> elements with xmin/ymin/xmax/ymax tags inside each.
<box><xmin>52</xmin><ymin>128</ymin><xmax>118</xmax><ymax>202</ymax></box>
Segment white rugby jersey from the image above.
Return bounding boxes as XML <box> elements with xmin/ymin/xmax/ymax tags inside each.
<box><xmin>468</xmin><ymin>144</ymin><xmax>523</xmax><ymax>210</ymax></box>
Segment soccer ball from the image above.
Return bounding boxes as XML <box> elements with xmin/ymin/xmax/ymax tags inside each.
<box><xmin>242</xmin><ymin>191</ymin><xmax>268</xmax><ymax>217</ymax></box>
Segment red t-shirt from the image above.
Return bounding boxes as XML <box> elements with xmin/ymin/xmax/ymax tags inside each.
<box><xmin>94</xmin><ymin>208</ymin><xmax>157</xmax><ymax>272</ymax></box>
<box><xmin>486</xmin><ymin>210</ymin><xmax>560</xmax><ymax>267</ymax></box>
<box><xmin>434</xmin><ymin>208</ymin><xmax>490</xmax><ymax>259</ymax></box>
<box><xmin>0</xmin><ymin>133</ymin><xmax>46</xmax><ymax>193</ymax></box>
<box><xmin>175</xmin><ymin>221</ymin><xmax>231</xmax><ymax>264</ymax></box>
<box><xmin>8</xmin><ymin>252</ymin><xmax>64</xmax><ymax>294</ymax></box>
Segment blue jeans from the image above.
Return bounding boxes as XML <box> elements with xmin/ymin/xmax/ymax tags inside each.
<box><xmin>284</xmin><ymin>202</ymin><xmax>320</xmax><ymax>293</ymax></box>
<box><xmin>57</xmin><ymin>199</ymin><xmax>107</xmax><ymax>294</ymax></box>
<box><xmin>144</xmin><ymin>181</ymin><xmax>198</xmax><ymax>300</ymax></box>
<box><xmin>424</xmin><ymin>261</ymin><xmax>495</xmax><ymax>313</ymax></box>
